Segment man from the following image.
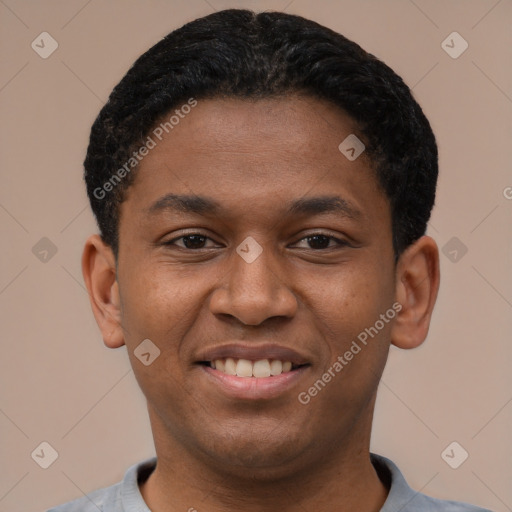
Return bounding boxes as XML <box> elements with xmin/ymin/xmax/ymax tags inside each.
<box><xmin>49</xmin><ymin>8</ymin><xmax>492</xmax><ymax>512</ymax></box>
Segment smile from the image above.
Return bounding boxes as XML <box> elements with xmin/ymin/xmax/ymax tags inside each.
<box><xmin>195</xmin><ymin>343</ymin><xmax>311</xmax><ymax>399</ymax></box>
<box><xmin>201</xmin><ymin>358</ymin><xmax>300</xmax><ymax>378</ymax></box>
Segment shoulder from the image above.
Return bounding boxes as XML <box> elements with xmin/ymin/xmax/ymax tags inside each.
<box><xmin>46</xmin><ymin>481</ymin><xmax>122</xmax><ymax>512</ymax></box>
<box><xmin>372</xmin><ymin>453</ymin><xmax>494</xmax><ymax>512</ymax></box>
<box><xmin>46</xmin><ymin>458</ymin><xmax>156</xmax><ymax>512</ymax></box>
<box><xmin>403</xmin><ymin>492</ymin><xmax>494</xmax><ymax>511</ymax></box>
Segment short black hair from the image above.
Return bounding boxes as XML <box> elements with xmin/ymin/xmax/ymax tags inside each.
<box><xmin>84</xmin><ymin>8</ymin><xmax>438</xmax><ymax>259</ymax></box>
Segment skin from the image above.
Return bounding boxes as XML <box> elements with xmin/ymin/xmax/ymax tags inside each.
<box><xmin>82</xmin><ymin>94</ymin><xmax>440</xmax><ymax>512</ymax></box>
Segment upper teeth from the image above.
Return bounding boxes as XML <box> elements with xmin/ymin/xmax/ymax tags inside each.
<box><xmin>211</xmin><ymin>358</ymin><xmax>293</xmax><ymax>377</ymax></box>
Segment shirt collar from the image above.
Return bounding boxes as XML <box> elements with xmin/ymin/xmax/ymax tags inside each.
<box><xmin>120</xmin><ymin>453</ymin><xmax>419</xmax><ymax>511</ymax></box>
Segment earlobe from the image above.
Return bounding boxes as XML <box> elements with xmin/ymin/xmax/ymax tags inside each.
<box><xmin>82</xmin><ymin>234</ymin><xmax>125</xmax><ymax>349</ymax></box>
<box><xmin>391</xmin><ymin>236</ymin><xmax>440</xmax><ymax>350</ymax></box>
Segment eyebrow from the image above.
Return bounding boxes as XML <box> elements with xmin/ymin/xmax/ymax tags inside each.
<box><xmin>287</xmin><ymin>196</ymin><xmax>361</xmax><ymax>219</ymax></box>
<box><xmin>146</xmin><ymin>194</ymin><xmax>221</xmax><ymax>216</ymax></box>
<box><xmin>145</xmin><ymin>193</ymin><xmax>361</xmax><ymax>219</ymax></box>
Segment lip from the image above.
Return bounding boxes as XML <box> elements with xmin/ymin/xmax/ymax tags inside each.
<box><xmin>201</xmin><ymin>364</ymin><xmax>310</xmax><ymax>400</ymax></box>
<box><xmin>195</xmin><ymin>343</ymin><xmax>310</xmax><ymax>366</ymax></box>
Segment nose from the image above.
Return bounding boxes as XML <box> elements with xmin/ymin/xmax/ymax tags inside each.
<box><xmin>209</xmin><ymin>245</ymin><xmax>298</xmax><ymax>326</ymax></box>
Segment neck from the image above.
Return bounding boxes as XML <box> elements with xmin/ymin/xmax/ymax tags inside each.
<box><xmin>140</xmin><ymin>400</ymin><xmax>388</xmax><ymax>512</ymax></box>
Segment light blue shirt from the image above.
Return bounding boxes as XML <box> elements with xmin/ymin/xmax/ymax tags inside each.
<box><xmin>47</xmin><ymin>454</ymin><xmax>493</xmax><ymax>511</ymax></box>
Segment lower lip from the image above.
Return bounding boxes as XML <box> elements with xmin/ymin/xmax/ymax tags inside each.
<box><xmin>200</xmin><ymin>365</ymin><xmax>310</xmax><ymax>400</ymax></box>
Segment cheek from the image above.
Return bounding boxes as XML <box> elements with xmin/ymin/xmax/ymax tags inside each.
<box><xmin>309</xmin><ymin>260</ymin><xmax>395</xmax><ymax>373</ymax></box>
<box><xmin>119</xmin><ymin>265</ymin><xmax>204</xmax><ymax>350</ymax></box>
<box><xmin>118</xmin><ymin>269</ymin><xmax>203</xmax><ymax>405</ymax></box>
<box><xmin>317</xmin><ymin>261</ymin><xmax>393</xmax><ymax>326</ymax></box>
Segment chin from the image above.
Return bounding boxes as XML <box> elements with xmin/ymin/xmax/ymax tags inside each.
<box><xmin>194</xmin><ymin>425</ymin><xmax>312</xmax><ymax>477</ymax></box>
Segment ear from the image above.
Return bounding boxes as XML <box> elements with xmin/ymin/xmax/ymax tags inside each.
<box><xmin>391</xmin><ymin>235</ymin><xmax>440</xmax><ymax>349</ymax></box>
<box><xmin>82</xmin><ymin>234</ymin><xmax>125</xmax><ymax>349</ymax></box>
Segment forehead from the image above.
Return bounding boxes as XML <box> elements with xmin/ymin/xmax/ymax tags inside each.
<box><xmin>121</xmin><ymin>95</ymin><xmax>386</xmax><ymax>223</ymax></box>
<box><xmin>147</xmin><ymin>95</ymin><xmax>365</xmax><ymax>163</ymax></box>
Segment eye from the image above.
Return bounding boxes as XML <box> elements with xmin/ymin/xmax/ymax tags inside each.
<box><xmin>293</xmin><ymin>233</ymin><xmax>349</xmax><ymax>250</ymax></box>
<box><xmin>163</xmin><ymin>232</ymin><xmax>348</xmax><ymax>251</ymax></box>
<box><xmin>165</xmin><ymin>233</ymin><xmax>218</xmax><ymax>250</ymax></box>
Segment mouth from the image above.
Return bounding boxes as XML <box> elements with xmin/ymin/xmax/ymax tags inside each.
<box><xmin>195</xmin><ymin>344</ymin><xmax>311</xmax><ymax>400</ymax></box>
<box><xmin>198</xmin><ymin>358</ymin><xmax>307</xmax><ymax>378</ymax></box>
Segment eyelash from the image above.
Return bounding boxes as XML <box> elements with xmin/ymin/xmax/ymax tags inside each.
<box><xmin>163</xmin><ymin>232</ymin><xmax>349</xmax><ymax>250</ymax></box>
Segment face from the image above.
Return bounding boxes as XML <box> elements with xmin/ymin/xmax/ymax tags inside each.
<box><xmin>113</xmin><ymin>95</ymin><xmax>399</xmax><ymax>476</ymax></box>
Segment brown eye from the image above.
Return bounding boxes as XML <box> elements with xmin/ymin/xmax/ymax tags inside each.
<box><xmin>293</xmin><ymin>233</ymin><xmax>348</xmax><ymax>250</ymax></box>
<box><xmin>307</xmin><ymin>235</ymin><xmax>331</xmax><ymax>249</ymax></box>
<box><xmin>164</xmin><ymin>233</ymin><xmax>216</xmax><ymax>249</ymax></box>
<box><xmin>181</xmin><ymin>235</ymin><xmax>207</xmax><ymax>249</ymax></box>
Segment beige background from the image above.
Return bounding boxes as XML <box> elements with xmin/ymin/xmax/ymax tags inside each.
<box><xmin>1</xmin><ymin>0</ymin><xmax>511</xmax><ymax>511</ymax></box>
